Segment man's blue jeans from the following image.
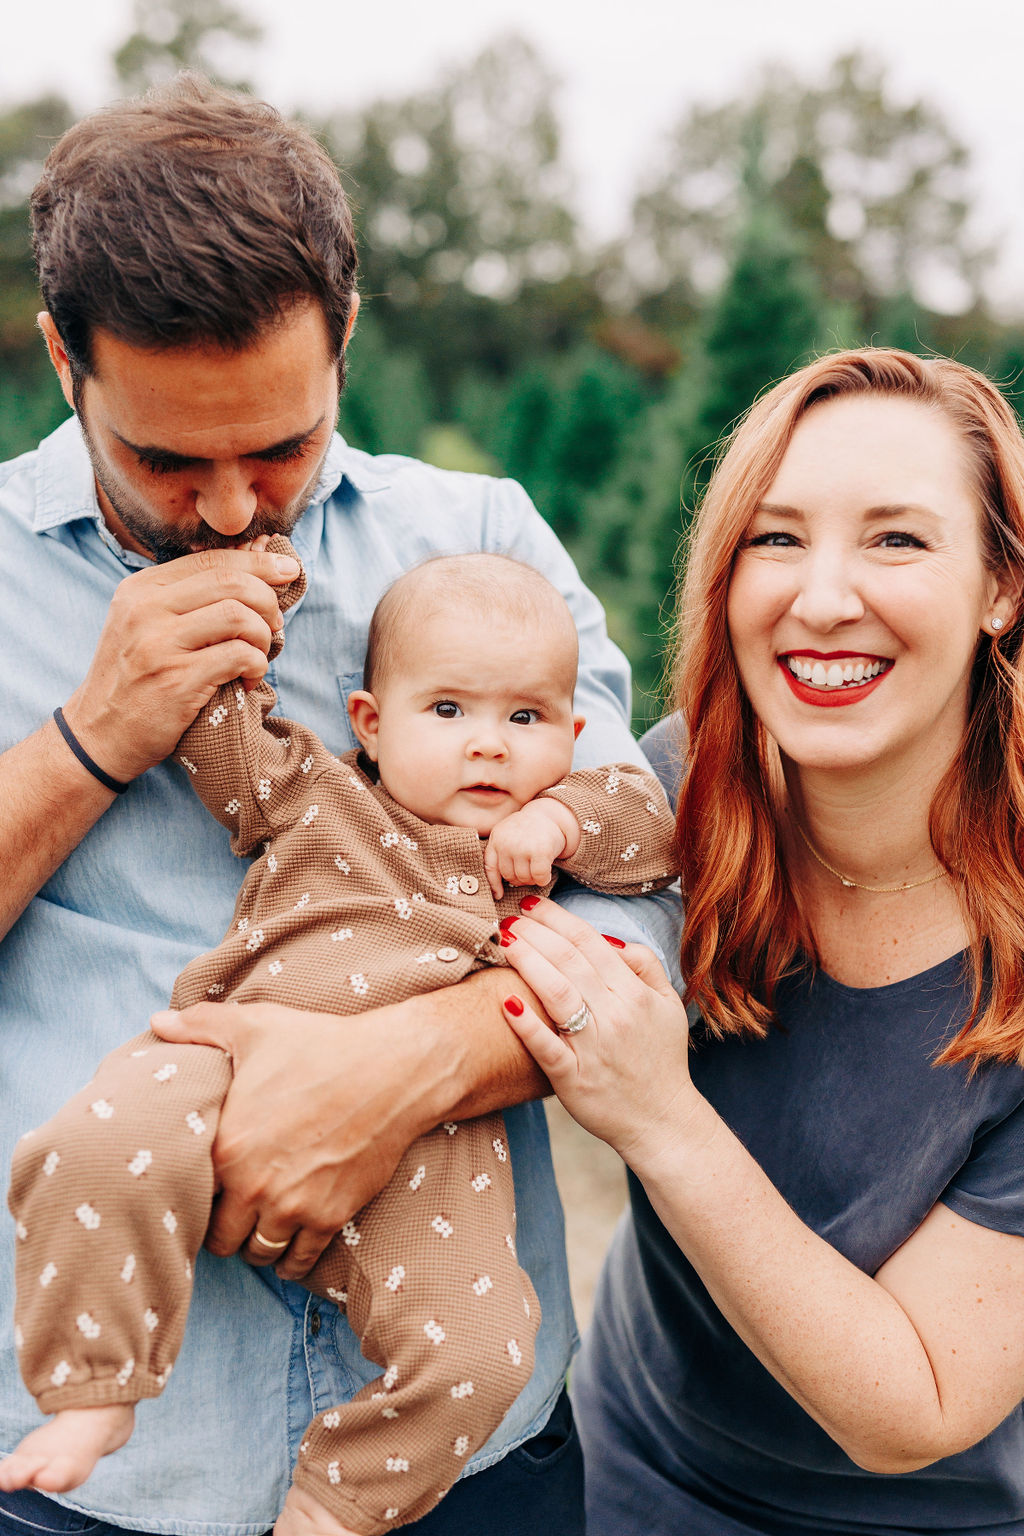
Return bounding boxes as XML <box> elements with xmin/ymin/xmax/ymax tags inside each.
<box><xmin>0</xmin><ymin>1390</ymin><xmax>584</xmax><ymax>1536</ymax></box>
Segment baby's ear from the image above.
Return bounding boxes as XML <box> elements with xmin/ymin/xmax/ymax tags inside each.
<box><xmin>347</xmin><ymin>690</ymin><xmax>381</xmax><ymax>759</ymax></box>
<box><xmin>573</xmin><ymin>715</ymin><xmax>586</xmax><ymax>741</ymax></box>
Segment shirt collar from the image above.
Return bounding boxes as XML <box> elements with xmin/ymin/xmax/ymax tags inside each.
<box><xmin>30</xmin><ymin>417</ymin><xmax>391</xmax><ymax>551</ymax></box>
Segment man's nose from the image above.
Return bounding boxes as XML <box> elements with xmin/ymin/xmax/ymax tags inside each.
<box><xmin>194</xmin><ymin>465</ymin><xmax>259</xmax><ymax>536</ymax></box>
<box><xmin>790</xmin><ymin>549</ymin><xmax>865</xmax><ymax>631</ymax></box>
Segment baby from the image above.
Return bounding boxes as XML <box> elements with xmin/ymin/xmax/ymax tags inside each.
<box><xmin>5</xmin><ymin>547</ymin><xmax>676</xmax><ymax>1536</ymax></box>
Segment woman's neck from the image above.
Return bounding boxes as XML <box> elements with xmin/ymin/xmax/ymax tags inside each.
<box><xmin>782</xmin><ymin>753</ymin><xmax>969</xmax><ymax>986</ymax></box>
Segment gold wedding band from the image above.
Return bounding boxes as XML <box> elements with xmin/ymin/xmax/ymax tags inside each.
<box><xmin>251</xmin><ymin>1228</ymin><xmax>290</xmax><ymax>1251</ymax></box>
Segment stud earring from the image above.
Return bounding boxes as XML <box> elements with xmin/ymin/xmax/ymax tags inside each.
<box><xmin>992</xmin><ymin>617</ymin><xmax>1005</xmax><ymax>631</ymax></box>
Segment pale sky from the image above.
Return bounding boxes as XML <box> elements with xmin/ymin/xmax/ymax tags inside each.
<box><xmin>6</xmin><ymin>0</ymin><xmax>1024</xmax><ymax>313</ymax></box>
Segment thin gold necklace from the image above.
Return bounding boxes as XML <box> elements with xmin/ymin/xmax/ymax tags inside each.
<box><xmin>792</xmin><ymin>818</ymin><xmax>948</xmax><ymax>894</ymax></box>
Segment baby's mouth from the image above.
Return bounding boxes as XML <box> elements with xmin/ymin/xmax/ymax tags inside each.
<box><xmin>783</xmin><ymin>654</ymin><xmax>892</xmax><ymax>692</ymax></box>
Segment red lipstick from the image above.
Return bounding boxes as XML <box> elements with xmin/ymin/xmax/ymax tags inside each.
<box><xmin>778</xmin><ymin>658</ymin><xmax>890</xmax><ymax>709</ymax></box>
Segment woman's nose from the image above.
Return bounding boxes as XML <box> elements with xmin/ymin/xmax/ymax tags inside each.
<box><xmin>789</xmin><ymin>550</ymin><xmax>865</xmax><ymax>632</ymax></box>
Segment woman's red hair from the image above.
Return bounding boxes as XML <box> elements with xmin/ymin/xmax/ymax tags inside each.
<box><xmin>673</xmin><ymin>347</ymin><xmax>1024</xmax><ymax>1066</ymax></box>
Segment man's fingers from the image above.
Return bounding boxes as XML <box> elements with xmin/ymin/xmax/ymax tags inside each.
<box><xmin>204</xmin><ymin>1189</ymin><xmax>259</xmax><ymax>1257</ymax></box>
<box><xmin>243</xmin><ymin>1224</ymin><xmax>296</xmax><ymax>1267</ymax></box>
<box><xmin>276</xmin><ymin>1231</ymin><xmax>335</xmax><ymax>1281</ymax></box>
<box><xmin>150</xmin><ymin>1005</ymin><xmax>242</xmax><ymax>1059</ymax></box>
<box><xmin>174</xmin><ymin>598</ymin><xmax>276</xmax><ymax>654</ymax></box>
<box><xmin>155</xmin><ymin>545</ymin><xmax>299</xmax><ymax>588</ymax></box>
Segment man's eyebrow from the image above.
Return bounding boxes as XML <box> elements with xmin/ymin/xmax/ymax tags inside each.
<box><xmin>112</xmin><ymin>417</ymin><xmax>326</xmax><ymax>466</ymax></box>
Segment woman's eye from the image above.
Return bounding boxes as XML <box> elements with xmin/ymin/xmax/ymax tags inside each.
<box><xmin>433</xmin><ymin>701</ymin><xmax>462</xmax><ymax>719</ymax></box>
<box><xmin>510</xmin><ymin>709</ymin><xmax>539</xmax><ymax>726</ymax></box>
<box><xmin>878</xmin><ymin>530</ymin><xmax>925</xmax><ymax>550</ymax></box>
<box><xmin>746</xmin><ymin>530</ymin><xmax>798</xmax><ymax>548</ymax></box>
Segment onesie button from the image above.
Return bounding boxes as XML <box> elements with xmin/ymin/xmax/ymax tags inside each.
<box><xmin>459</xmin><ymin>875</ymin><xmax>480</xmax><ymax>894</ymax></box>
<box><xmin>437</xmin><ymin>946</ymin><xmax>460</xmax><ymax>963</ymax></box>
<box><xmin>310</xmin><ymin>1311</ymin><xmax>321</xmax><ymax>1337</ymax></box>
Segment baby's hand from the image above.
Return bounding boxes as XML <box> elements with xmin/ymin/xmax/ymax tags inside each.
<box><xmin>483</xmin><ymin>798</ymin><xmax>581</xmax><ymax>899</ymax></box>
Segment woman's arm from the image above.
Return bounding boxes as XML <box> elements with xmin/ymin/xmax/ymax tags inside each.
<box><xmin>500</xmin><ymin>898</ymin><xmax>1024</xmax><ymax>1474</ymax></box>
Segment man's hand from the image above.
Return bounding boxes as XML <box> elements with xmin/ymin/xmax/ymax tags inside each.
<box><xmin>60</xmin><ymin>546</ymin><xmax>300</xmax><ymax>784</ymax></box>
<box><xmin>483</xmin><ymin>798</ymin><xmax>582</xmax><ymax>899</ymax></box>
<box><xmin>149</xmin><ymin>975</ymin><xmax>549</xmax><ymax>1278</ymax></box>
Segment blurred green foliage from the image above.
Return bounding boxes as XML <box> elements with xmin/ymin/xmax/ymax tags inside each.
<box><xmin>4</xmin><ymin>3</ymin><xmax>1024</xmax><ymax>723</ymax></box>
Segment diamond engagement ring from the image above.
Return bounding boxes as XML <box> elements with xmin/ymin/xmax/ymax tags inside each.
<box><xmin>251</xmin><ymin>1229</ymin><xmax>290</xmax><ymax>1251</ymax></box>
<box><xmin>556</xmin><ymin>1003</ymin><xmax>592</xmax><ymax>1036</ymax></box>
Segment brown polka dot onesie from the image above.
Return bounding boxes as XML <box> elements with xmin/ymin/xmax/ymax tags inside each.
<box><xmin>8</xmin><ymin>544</ymin><xmax>677</xmax><ymax>1534</ymax></box>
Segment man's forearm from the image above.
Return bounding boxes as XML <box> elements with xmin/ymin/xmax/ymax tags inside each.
<box><xmin>0</xmin><ymin>721</ymin><xmax>116</xmax><ymax>941</ymax></box>
<box><xmin>411</xmin><ymin>966</ymin><xmax>552</xmax><ymax>1129</ymax></box>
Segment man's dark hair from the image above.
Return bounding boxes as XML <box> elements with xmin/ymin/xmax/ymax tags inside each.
<box><xmin>31</xmin><ymin>73</ymin><xmax>358</xmax><ymax>384</ymax></box>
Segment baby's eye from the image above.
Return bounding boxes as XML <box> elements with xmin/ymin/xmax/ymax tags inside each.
<box><xmin>433</xmin><ymin>700</ymin><xmax>463</xmax><ymax>719</ymax></box>
<box><xmin>509</xmin><ymin>709</ymin><xmax>539</xmax><ymax>726</ymax></box>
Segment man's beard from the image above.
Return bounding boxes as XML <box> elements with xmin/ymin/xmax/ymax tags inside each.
<box><xmin>77</xmin><ymin>407</ymin><xmax>324</xmax><ymax>564</ymax></box>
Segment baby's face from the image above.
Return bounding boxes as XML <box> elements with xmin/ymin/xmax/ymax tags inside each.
<box><xmin>365</xmin><ymin>609</ymin><xmax>582</xmax><ymax>836</ymax></box>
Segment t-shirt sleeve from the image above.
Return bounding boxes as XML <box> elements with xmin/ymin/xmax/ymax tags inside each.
<box><xmin>942</xmin><ymin>1094</ymin><xmax>1024</xmax><ymax>1237</ymax></box>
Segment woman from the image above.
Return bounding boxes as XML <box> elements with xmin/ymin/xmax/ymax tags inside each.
<box><xmin>498</xmin><ymin>348</ymin><xmax>1024</xmax><ymax>1534</ymax></box>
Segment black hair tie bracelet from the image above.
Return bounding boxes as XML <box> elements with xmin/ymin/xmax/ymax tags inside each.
<box><xmin>53</xmin><ymin>707</ymin><xmax>130</xmax><ymax>794</ymax></box>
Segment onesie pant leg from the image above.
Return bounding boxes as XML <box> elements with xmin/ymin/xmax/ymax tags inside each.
<box><xmin>294</xmin><ymin>1113</ymin><xmax>540</xmax><ymax>1535</ymax></box>
<box><xmin>8</xmin><ymin>1030</ymin><xmax>232</xmax><ymax>1413</ymax></box>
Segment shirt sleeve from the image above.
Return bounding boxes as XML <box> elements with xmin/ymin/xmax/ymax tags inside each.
<box><xmin>494</xmin><ymin>479</ymin><xmax>648</xmax><ymax>770</ymax></box>
<box><xmin>942</xmin><ymin>1094</ymin><xmax>1024</xmax><ymax>1237</ymax></box>
<box><xmin>541</xmin><ymin>764</ymin><xmax>677</xmax><ymax>895</ymax></box>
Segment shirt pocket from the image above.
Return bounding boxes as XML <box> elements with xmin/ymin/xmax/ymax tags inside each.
<box><xmin>334</xmin><ymin>672</ymin><xmax>364</xmax><ymax>752</ymax></box>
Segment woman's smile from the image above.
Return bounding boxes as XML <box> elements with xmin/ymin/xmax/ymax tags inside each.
<box><xmin>728</xmin><ymin>392</ymin><xmax>1002</xmax><ymax>775</ymax></box>
<box><xmin>779</xmin><ymin>652</ymin><xmax>893</xmax><ymax>707</ymax></box>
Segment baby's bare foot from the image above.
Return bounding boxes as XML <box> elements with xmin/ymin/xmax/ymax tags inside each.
<box><xmin>0</xmin><ymin>1404</ymin><xmax>135</xmax><ymax>1492</ymax></box>
<box><xmin>275</xmin><ymin>1481</ymin><xmax>364</xmax><ymax>1536</ymax></box>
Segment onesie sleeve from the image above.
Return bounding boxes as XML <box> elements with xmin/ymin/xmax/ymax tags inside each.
<box><xmin>541</xmin><ymin>763</ymin><xmax>678</xmax><ymax>896</ymax></box>
<box><xmin>941</xmin><ymin>1089</ymin><xmax>1024</xmax><ymax>1238</ymax></box>
<box><xmin>171</xmin><ymin>538</ymin><xmax>336</xmax><ymax>857</ymax></box>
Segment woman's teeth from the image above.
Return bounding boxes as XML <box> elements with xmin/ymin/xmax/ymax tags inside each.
<box><xmin>786</xmin><ymin>657</ymin><xmax>887</xmax><ymax>690</ymax></box>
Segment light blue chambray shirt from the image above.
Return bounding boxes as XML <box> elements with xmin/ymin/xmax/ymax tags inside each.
<box><xmin>0</xmin><ymin>418</ymin><xmax>681</xmax><ymax>1534</ymax></box>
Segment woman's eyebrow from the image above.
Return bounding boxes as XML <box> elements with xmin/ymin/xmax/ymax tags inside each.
<box><xmin>754</xmin><ymin>501</ymin><xmax>938</xmax><ymax>521</ymax></box>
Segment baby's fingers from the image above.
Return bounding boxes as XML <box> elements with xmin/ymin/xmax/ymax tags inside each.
<box><xmin>482</xmin><ymin>843</ymin><xmax>504</xmax><ymax>900</ymax></box>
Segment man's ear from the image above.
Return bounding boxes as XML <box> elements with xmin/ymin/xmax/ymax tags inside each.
<box><xmin>347</xmin><ymin>689</ymin><xmax>381</xmax><ymax>759</ymax></box>
<box><xmin>38</xmin><ymin>313</ymin><xmax>76</xmax><ymax>412</ymax></box>
<box><xmin>342</xmin><ymin>293</ymin><xmax>360</xmax><ymax>351</ymax></box>
<box><xmin>573</xmin><ymin>715</ymin><xmax>586</xmax><ymax>741</ymax></box>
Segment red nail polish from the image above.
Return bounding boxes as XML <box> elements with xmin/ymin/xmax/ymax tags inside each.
<box><xmin>602</xmin><ymin>933</ymin><xmax>626</xmax><ymax>948</ymax></box>
<box><xmin>499</xmin><ymin>931</ymin><xmax>517</xmax><ymax>946</ymax></box>
<box><xmin>504</xmin><ymin>995</ymin><xmax>524</xmax><ymax>1016</ymax></box>
<box><xmin>499</xmin><ymin>915</ymin><xmax>519</xmax><ymax>931</ymax></box>
<box><xmin>520</xmin><ymin>895</ymin><xmax>541</xmax><ymax>911</ymax></box>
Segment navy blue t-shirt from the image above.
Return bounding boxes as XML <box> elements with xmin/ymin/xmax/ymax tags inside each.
<box><xmin>574</xmin><ymin>953</ymin><xmax>1024</xmax><ymax>1535</ymax></box>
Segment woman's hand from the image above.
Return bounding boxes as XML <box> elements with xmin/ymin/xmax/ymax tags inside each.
<box><xmin>498</xmin><ymin>896</ymin><xmax>697</xmax><ymax>1167</ymax></box>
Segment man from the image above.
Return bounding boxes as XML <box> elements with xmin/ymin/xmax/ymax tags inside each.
<box><xmin>0</xmin><ymin>74</ymin><xmax>677</xmax><ymax>1536</ymax></box>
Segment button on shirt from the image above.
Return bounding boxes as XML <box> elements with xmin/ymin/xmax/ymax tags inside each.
<box><xmin>0</xmin><ymin>417</ymin><xmax>681</xmax><ymax>1534</ymax></box>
